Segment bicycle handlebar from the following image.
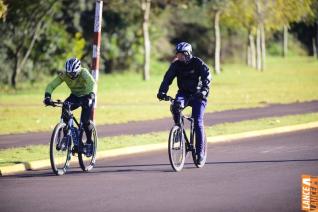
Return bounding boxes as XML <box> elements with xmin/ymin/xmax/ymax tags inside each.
<box><xmin>163</xmin><ymin>94</ymin><xmax>195</xmax><ymax>103</ymax></box>
<box><xmin>163</xmin><ymin>96</ymin><xmax>174</xmax><ymax>102</ymax></box>
<box><xmin>49</xmin><ymin>100</ymin><xmax>63</xmax><ymax>107</ymax></box>
<box><xmin>48</xmin><ymin>100</ymin><xmax>82</xmax><ymax>108</ymax></box>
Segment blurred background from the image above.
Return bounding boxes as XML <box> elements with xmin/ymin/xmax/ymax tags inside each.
<box><xmin>0</xmin><ymin>0</ymin><xmax>317</xmax><ymax>135</ymax></box>
<box><xmin>0</xmin><ymin>0</ymin><xmax>317</xmax><ymax>85</ymax></box>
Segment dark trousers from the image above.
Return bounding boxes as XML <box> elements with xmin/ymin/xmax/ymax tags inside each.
<box><xmin>172</xmin><ymin>92</ymin><xmax>207</xmax><ymax>156</ymax></box>
<box><xmin>63</xmin><ymin>94</ymin><xmax>94</xmax><ymax>142</ymax></box>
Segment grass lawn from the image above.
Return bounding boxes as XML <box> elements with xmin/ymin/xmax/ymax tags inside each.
<box><xmin>0</xmin><ymin>112</ymin><xmax>317</xmax><ymax>167</ymax></box>
<box><xmin>0</xmin><ymin>56</ymin><xmax>317</xmax><ymax>135</ymax></box>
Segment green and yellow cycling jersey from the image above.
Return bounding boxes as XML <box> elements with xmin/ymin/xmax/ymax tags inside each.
<box><xmin>45</xmin><ymin>68</ymin><xmax>96</xmax><ymax>97</ymax></box>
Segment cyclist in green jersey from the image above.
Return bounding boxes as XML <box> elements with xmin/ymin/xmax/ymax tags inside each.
<box><xmin>43</xmin><ymin>58</ymin><xmax>96</xmax><ymax>149</ymax></box>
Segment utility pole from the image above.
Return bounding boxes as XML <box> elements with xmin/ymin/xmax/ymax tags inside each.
<box><xmin>91</xmin><ymin>0</ymin><xmax>103</xmax><ymax>121</ymax></box>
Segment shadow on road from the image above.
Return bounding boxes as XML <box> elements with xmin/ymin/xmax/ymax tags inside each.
<box><xmin>3</xmin><ymin>158</ymin><xmax>317</xmax><ymax>179</ymax></box>
<box><xmin>3</xmin><ymin>163</ymin><xmax>174</xmax><ymax>179</ymax></box>
<box><xmin>205</xmin><ymin>158</ymin><xmax>318</xmax><ymax>165</ymax></box>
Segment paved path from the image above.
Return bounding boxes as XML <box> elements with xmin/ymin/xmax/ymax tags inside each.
<box><xmin>0</xmin><ymin>100</ymin><xmax>318</xmax><ymax>149</ymax></box>
<box><xmin>1</xmin><ymin>129</ymin><xmax>317</xmax><ymax>211</ymax></box>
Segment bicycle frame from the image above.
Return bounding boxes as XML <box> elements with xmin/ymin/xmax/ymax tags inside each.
<box><xmin>168</xmin><ymin>96</ymin><xmax>195</xmax><ymax>153</ymax></box>
<box><xmin>53</xmin><ymin>101</ymin><xmax>83</xmax><ymax>151</ymax></box>
<box><xmin>180</xmin><ymin>116</ymin><xmax>195</xmax><ymax>152</ymax></box>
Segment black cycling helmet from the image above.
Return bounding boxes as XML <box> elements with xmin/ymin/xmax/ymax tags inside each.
<box><xmin>176</xmin><ymin>42</ymin><xmax>193</xmax><ymax>62</ymax></box>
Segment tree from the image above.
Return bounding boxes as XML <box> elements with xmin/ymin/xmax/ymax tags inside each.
<box><xmin>141</xmin><ymin>0</ymin><xmax>151</xmax><ymax>81</ymax></box>
<box><xmin>214</xmin><ymin>9</ymin><xmax>221</xmax><ymax>74</ymax></box>
<box><xmin>274</xmin><ymin>0</ymin><xmax>314</xmax><ymax>57</ymax></box>
<box><xmin>301</xmin><ymin>0</ymin><xmax>318</xmax><ymax>58</ymax></box>
<box><xmin>0</xmin><ymin>0</ymin><xmax>87</xmax><ymax>86</ymax></box>
<box><xmin>204</xmin><ymin>0</ymin><xmax>230</xmax><ymax>74</ymax></box>
<box><xmin>223</xmin><ymin>0</ymin><xmax>256</xmax><ymax>68</ymax></box>
<box><xmin>1</xmin><ymin>0</ymin><xmax>61</xmax><ymax>87</ymax></box>
<box><xmin>254</xmin><ymin>0</ymin><xmax>268</xmax><ymax>71</ymax></box>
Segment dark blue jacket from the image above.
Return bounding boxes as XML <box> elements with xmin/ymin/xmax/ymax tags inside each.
<box><xmin>158</xmin><ymin>56</ymin><xmax>212</xmax><ymax>97</ymax></box>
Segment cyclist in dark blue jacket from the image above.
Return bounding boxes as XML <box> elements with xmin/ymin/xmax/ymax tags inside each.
<box><xmin>157</xmin><ymin>42</ymin><xmax>212</xmax><ymax>165</ymax></box>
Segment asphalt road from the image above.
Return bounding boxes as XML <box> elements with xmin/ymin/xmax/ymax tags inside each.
<box><xmin>1</xmin><ymin>100</ymin><xmax>318</xmax><ymax>149</ymax></box>
<box><xmin>1</xmin><ymin>128</ymin><xmax>317</xmax><ymax>212</ymax></box>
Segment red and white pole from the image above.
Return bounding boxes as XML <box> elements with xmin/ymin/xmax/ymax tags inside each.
<box><xmin>91</xmin><ymin>0</ymin><xmax>103</xmax><ymax>121</ymax></box>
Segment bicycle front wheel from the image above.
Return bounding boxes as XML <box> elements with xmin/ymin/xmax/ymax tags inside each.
<box><xmin>168</xmin><ymin>125</ymin><xmax>186</xmax><ymax>172</ymax></box>
<box><xmin>50</xmin><ymin>122</ymin><xmax>71</xmax><ymax>176</ymax></box>
<box><xmin>78</xmin><ymin>124</ymin><xmax>98</xmax><ymax>172</ymax></box>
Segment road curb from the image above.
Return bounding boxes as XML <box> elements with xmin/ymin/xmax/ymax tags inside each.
<box><xmin>207</xmin><ymin>121</ymin><xmax>318</xmax><ymax>143</ymax></box>
<box><xmin>1</xmin><ymin>121</ymin><xmax>318</xmax><ymax>176</ymax></box>
<box><xmin>0</xmin><ymin>163</ymin><xmax>27</xmax><ymax>176</ymax></box>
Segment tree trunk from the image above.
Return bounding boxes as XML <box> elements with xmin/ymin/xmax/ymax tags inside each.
<box><xmin>249</xmin><ymin>33</ymin><xmax>256</xmax><ymax>68</ymax></box>
<box><xmin>314</xmin><ymin>37</ymin><xmax>317</xmax><ymax>58</ymax></box>
<box><xmin>283</xmin><ymin>25</ymin><xmax>288</xmax><ymax>57</ymax></box>
<box><xmin>141</xmin><ymin>0</ymin><xmax>151</xmax><ymax>81</ymax></box>
<box><xmin>256</xmin><ymin>26</ymin><xmax>261</xmax><ymax>71</ymax></box>
<box><xmin>10</xmin><ymin>21</ymin><xmax>43</xmax><ymax>88</ymax></box>
<box><xmin>214</xmin><ymin>10</ymin><xmax>221</xmax><ymax>75</ymax></box>
<box><xmin>260</xmin><ymin>23</ymin><xmax>266</xmax><ymax>71</ymax></box>
<box><xmin>11</xmin><ymin>58</ymin><xmax>19</xmax><ymax>88</ymax></box>
<box><xmin>247</xmin><ymin>45</ymin><xmax>251</xmax><ymax>66</ymax></box>
<box><xmin>246</xmin><ymin>31</ymin><xmax>250</xmax><ymax>66</ymax></box>
<box><xmin>315</xmin><ymin>21</ymin><xmax>318</xmax><ymax>59</ymax></box>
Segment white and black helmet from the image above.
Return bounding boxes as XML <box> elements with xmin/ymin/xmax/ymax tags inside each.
<box><xmin>65</xmin><ymin>57</ymin><xmax>81</xmax><ymax>79</ymax></box>
<box><xmin>176</xmin><ymin>42</ymin><xmax>193</xmax><ymax>62</ymax></box>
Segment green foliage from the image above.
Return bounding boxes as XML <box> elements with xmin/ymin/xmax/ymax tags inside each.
<box><xmin>0</xmin><ymin>0</ymin><xmax>88</xmax><ymax>86</ymax></box>
<box><xmin>0</xmin><ymin>0</ymin><xmax>7</xmax><ymax>19</ymax></box>
<box><xmin>0</xmin><ymin>0</ymin><xmax>317</xmax><ymax>86</ymax></box>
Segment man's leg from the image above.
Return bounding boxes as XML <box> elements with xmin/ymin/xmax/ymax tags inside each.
<box><xmin>80</xmin><ymin>95</ymin><xmax>95</xmax><ymax>144</ymax></box>
<box><xmin>62</xmin><ymin>94</ymin><xmax>80</xmax><ymax>123</ymax></box>
<box><xmin>191</xmin><ymin>98</ymin><xmax>207</xmax><ymax>160</ymax></box>
<box><xmin>61</xmin><ymin>95</ymin><xmax>81</xmax><ymax>151</ymax></box>
<box><xmin>172</xmin><ymin>92</ymin><xmax>187</xmax><ymax>125</ymax></box>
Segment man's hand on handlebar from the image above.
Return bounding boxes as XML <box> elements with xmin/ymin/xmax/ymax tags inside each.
<box><xmin>43</xmin><ymin>97</ymin><xmax>53</xmax><ymax>106</ymax></box>
<box><xmin>157</xmin><ymin>92</ymin><xmax>172</xmax><ymax>101</ymax></box>
<box><xmin>157</xmin><ymin>92</ymin><xmax>166</xmax><ymax>101</ymax></box>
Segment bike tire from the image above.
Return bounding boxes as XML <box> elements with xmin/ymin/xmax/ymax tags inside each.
<box><xmin>192</xmin><ymin>132</ymin><xmax>207</xmax><ymax>168</ymax></box>
<box><xmin>168</xmin><ymin>125</ymin><xmax>186</xmax><ymax>172</ymax></box>
<box><xmin>78</xmin><ymin>124</ymin><xmax>98</xmax><ymax>172</ymax></box>
<box><xmin>50</xmin><ymin>122</ymin><xmax>71</xmax><ymax>176</ymax></box>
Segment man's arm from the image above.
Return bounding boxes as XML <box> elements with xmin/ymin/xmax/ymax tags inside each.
<box><xmin>82</xmin><ymin>69</ymin><xmax>97</xmax><ymax>94</ymax></box>
<box><xmin>198</xmin><ymin>59</ymin><xmax>212</xmax><ymax>98</ymax></box>
<box><xmin>158</xmin><ymin>63</ymin><xmax>177</xmax><ymax>94</ymax></box>
<box><xmin>45</xmin><ymin>74</ymin><xmax>63</xmax><ymax>97</ymax></box>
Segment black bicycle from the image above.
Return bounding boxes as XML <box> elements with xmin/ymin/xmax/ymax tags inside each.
<box><xmin>164</xmin><ymin>96</ymin><xmax>207</xmax><ymax>172</ymax></box>
<box><xmin>48</xmin><ymin>100</ymin><xmax>98</xmax><ymax>175</ymax></box>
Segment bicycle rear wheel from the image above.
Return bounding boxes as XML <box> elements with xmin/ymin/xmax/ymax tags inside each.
<box><xmin>78</xmin><ymin>124</ymin><xmax>98</xmax><ymax>172</ymax></box>
<box><xmin>50</xmin><ymin>123</ymin><xmax>71</xmax><ymax>176</ymax></box>
<box><xmin>192</xmin><ymin>132</ymin><xmax>207</xmax><ymax>168</ymax></box>
<box><xmin>168</xmin><ymin>125</ymin><xmax>186</xmax><ymax>172</ymax></box>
